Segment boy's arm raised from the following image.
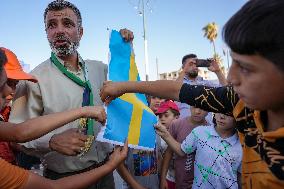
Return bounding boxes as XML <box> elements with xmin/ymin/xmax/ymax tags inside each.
<box><xmin>0</xmin><ymin>106</ymin><xmax>105</xmax><ymax>143</ymax></box>
<box><xmin>155</xmin><ymin>123</ymin><xmax>185</xmax><ymax>157</ymax></box>
<box><xmin>100</xmin><ymin>80</ymin><xmax>183</xmax><ymax>105</ymax></box>
<box><xmin>100</xmin><ymin>80</ymin><xmax>238</xmax><ymax>115</ymax></box>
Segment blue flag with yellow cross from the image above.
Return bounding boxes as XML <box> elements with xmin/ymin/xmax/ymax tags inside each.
<box><xmin>97</xmin><ymin>30</ymin><xmax>157</xmax><ymax>150</ymax></box>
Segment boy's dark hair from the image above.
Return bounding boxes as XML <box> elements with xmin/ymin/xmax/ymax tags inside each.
<box><xmin>223</xmin><ymin>0</ymin><xmax>284</xmax><ymax>71</ymax></box>
<box><xmin>170</xmin><ymin>109</ymin><xmax>180</xmax><ymax>117</ymax></box>
<box><xmin>182</xmin><ymin>54</ymin><xmax>197</xmax><ymax>65</ymax></box>
<box><xmin>0</xmin><ymin>48</ymin><xmax>7</xmax><ymax>72</ymax></box>
<box><xmin>44</xmin><ymin>0</ymin><xmax>82</xmax><ymax>28</ymax></box>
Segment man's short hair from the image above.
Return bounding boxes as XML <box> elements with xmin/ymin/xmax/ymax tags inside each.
<box><xmin>182</xmin><ymin>54</ymin><xmax>197</xmax><ymax>65</ymax></box>
<box><xmin>0</xmin><ymin>48</ymin><xmax>7</xmax><ymax>72</ymax></box>
<box><xmin>223</xmin><ymin>0</ymin><xmax>284</xmax><ymax>71</ymax></box>
<box><xmin>44</xmin><ymin>0</ymin><xmax>82</xmax><ymax>28</ymax></box>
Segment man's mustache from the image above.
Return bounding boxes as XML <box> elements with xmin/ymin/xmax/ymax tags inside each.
<box><xmin>53</xmin><ymin>35</ymin><xmax>71</xmax><ymax>43</ymax></box>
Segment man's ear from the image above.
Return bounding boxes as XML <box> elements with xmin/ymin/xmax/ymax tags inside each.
<box><xmin>79</xmin><ymin>27</ymin><xmax>84</xmax><ymax>39</ymax></box>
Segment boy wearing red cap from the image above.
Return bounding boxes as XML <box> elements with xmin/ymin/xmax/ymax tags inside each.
<box><xmin>156</xmin><ymin>101</ymin><xmax>180</xmax><ymax>128</ymax></box>
<box><xmin>155</xmin><ymin>101</ymin><xmax>180</xmax><ymax>189</ymax></box>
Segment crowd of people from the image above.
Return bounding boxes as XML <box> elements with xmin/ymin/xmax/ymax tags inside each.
<box><xmin>0</xmin><ymin>0</ymin><xmax>283</xmax><ymax>189</ymax></box>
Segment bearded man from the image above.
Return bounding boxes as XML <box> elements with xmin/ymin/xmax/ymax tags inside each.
<box><xmin>9</xmin><ymin>1</ymin><xmax>133</xmax><ymax>188</ymax></box>
<box><xmin>175</xmin><ymin>54</ymin><xmax>227</xmax><ymax>118</ymax></box>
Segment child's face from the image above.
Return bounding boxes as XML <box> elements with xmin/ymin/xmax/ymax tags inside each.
<box><xmin>190</xmin><ymin>106</ymin><xmax>208</xmax><ymax>122</ymax></box>
<box><xmin>5</xmin><ymin>79</ymin><xmax>19</xmax><ymax>103</ymax></box>
<box><xmin>0</xmin><ymin>70</ymin><xmax>13</xmax><ymax>110</ymax></box>
<box><xmin>150</xmin><ymin>96</ymin><xmax>165</xmax><ymax>113</ymax></box>
<box><xmin>158</xmin><ymin>110</ymin><xmax>178</xmax><ymax>129</ymax></box>
<box><xmin>215</xmin><ymin>113</ymin><xmax>235</xmax><ymax>131</ymax></box>
<box><xmin>228</xmin><ymin>52</ymin><xmax>284</xmax><ymax>111</ymax></box>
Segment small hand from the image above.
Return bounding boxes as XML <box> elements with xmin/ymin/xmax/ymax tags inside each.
<box><xmin>119</xmin><ymin>28</ymin><xmax>134</xmax><ymax>42</ymax></box>
<box><xmin>107</xmin><ymin>139</ymin><xmax>128</xmax><ymax>169</ymax></box>
<box><xmin>154</xmin><ymin>122</ymin><xmax>169</xmax><ymax>138</ymax></box>
<box><xmin>100</xmin><ymin>81</ymin><xmax>125</xmax><ymax>105</ymax></box>
<box><xmin>83</xmin><ymin>106</ymin><xmax>106</xmax><ymax>125</ymax></box>
<box><xmin>49</xmin><ymin>128</ymin><xmax>88</xmax><ymax>156</ymax></box>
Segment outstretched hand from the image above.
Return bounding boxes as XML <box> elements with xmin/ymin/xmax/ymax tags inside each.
<box><xmin>154</xmin><ymin>122</ymin><xmax>169</xmax><ymax>138</ymax></box>
<box><xmin>100</xmin><ymin>81</ymin><xmax>125</xmax><ymax>105</ymax></box>
<box><xmin>83</xmin><ymin>106</ymin><xmax>106</xmax><ymax>125</ymax></box>
<box><xmin>119</xmin><ymin>28</ymin><xmax>134</xmax><ymax>42</ymax></box>
<box><xmin>107</xmin><ymin>139</ymin><xmax>128</xmax><ymax>169</ymax></box>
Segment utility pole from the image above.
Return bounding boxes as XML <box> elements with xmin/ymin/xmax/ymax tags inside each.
<box><xmin>141</xmin><ymin>0</ymin><xmax>149</xmax><ymax>81</ymax></box>
<box><xmin>129</xmin><ymin>0</ymin><xmax>154</xmax><ymax>80</ymax></box>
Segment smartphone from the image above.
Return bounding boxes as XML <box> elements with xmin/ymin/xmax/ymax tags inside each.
<box><xmin>196</xmin><ymin>59</ymin><xmax>211</xmax><ymax>67</ymax></box>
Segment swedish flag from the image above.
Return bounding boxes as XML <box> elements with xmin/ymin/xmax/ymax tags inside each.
<box><xmin>103</xmin><ymin>30</ymin><xmax>157</xmax><ymax>150</ymax></box>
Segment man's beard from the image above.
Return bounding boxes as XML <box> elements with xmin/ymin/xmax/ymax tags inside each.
<box><xmin>49</xmin><ymin>35</ymin><xmax>79</xmax><ymax>56</ymax></box>
<box><xmin>187</xmin><ymin>70</ymin><xmax>198</xmax><ymax>78</ymax></box>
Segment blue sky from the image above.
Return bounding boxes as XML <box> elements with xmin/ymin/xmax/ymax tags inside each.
<box><xmin>0</xmin><ymin>0</ymin><xmax>247</xmax><ymax>80</ymax></box>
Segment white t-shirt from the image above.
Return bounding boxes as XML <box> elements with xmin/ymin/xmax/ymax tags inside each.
<box><xmin>181</xmin><ymin>126</ymin><xmax>242</xmax><ymax>189</ymax></box>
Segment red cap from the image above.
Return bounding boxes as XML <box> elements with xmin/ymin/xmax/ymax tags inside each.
<box><xmin>1</xmin><ymin>47</ymin><xmax>37</xmax><ymax>82</ymax></box>
<box><xmin>155</xmin><ymin>100</ymin><xmax>179</xmax><ymax>115</ymax></box>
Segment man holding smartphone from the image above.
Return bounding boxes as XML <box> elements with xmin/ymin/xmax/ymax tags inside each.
<box><xmin>176</xmin><ymin>54</ymin><xmax>227</xmax><ymax>118</ymax></box>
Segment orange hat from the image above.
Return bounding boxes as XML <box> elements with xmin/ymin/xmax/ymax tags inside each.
<box><xmin>1</xmin><ymin>47</ymin><xmax>37</xmax><ymax>82</ymax></box>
